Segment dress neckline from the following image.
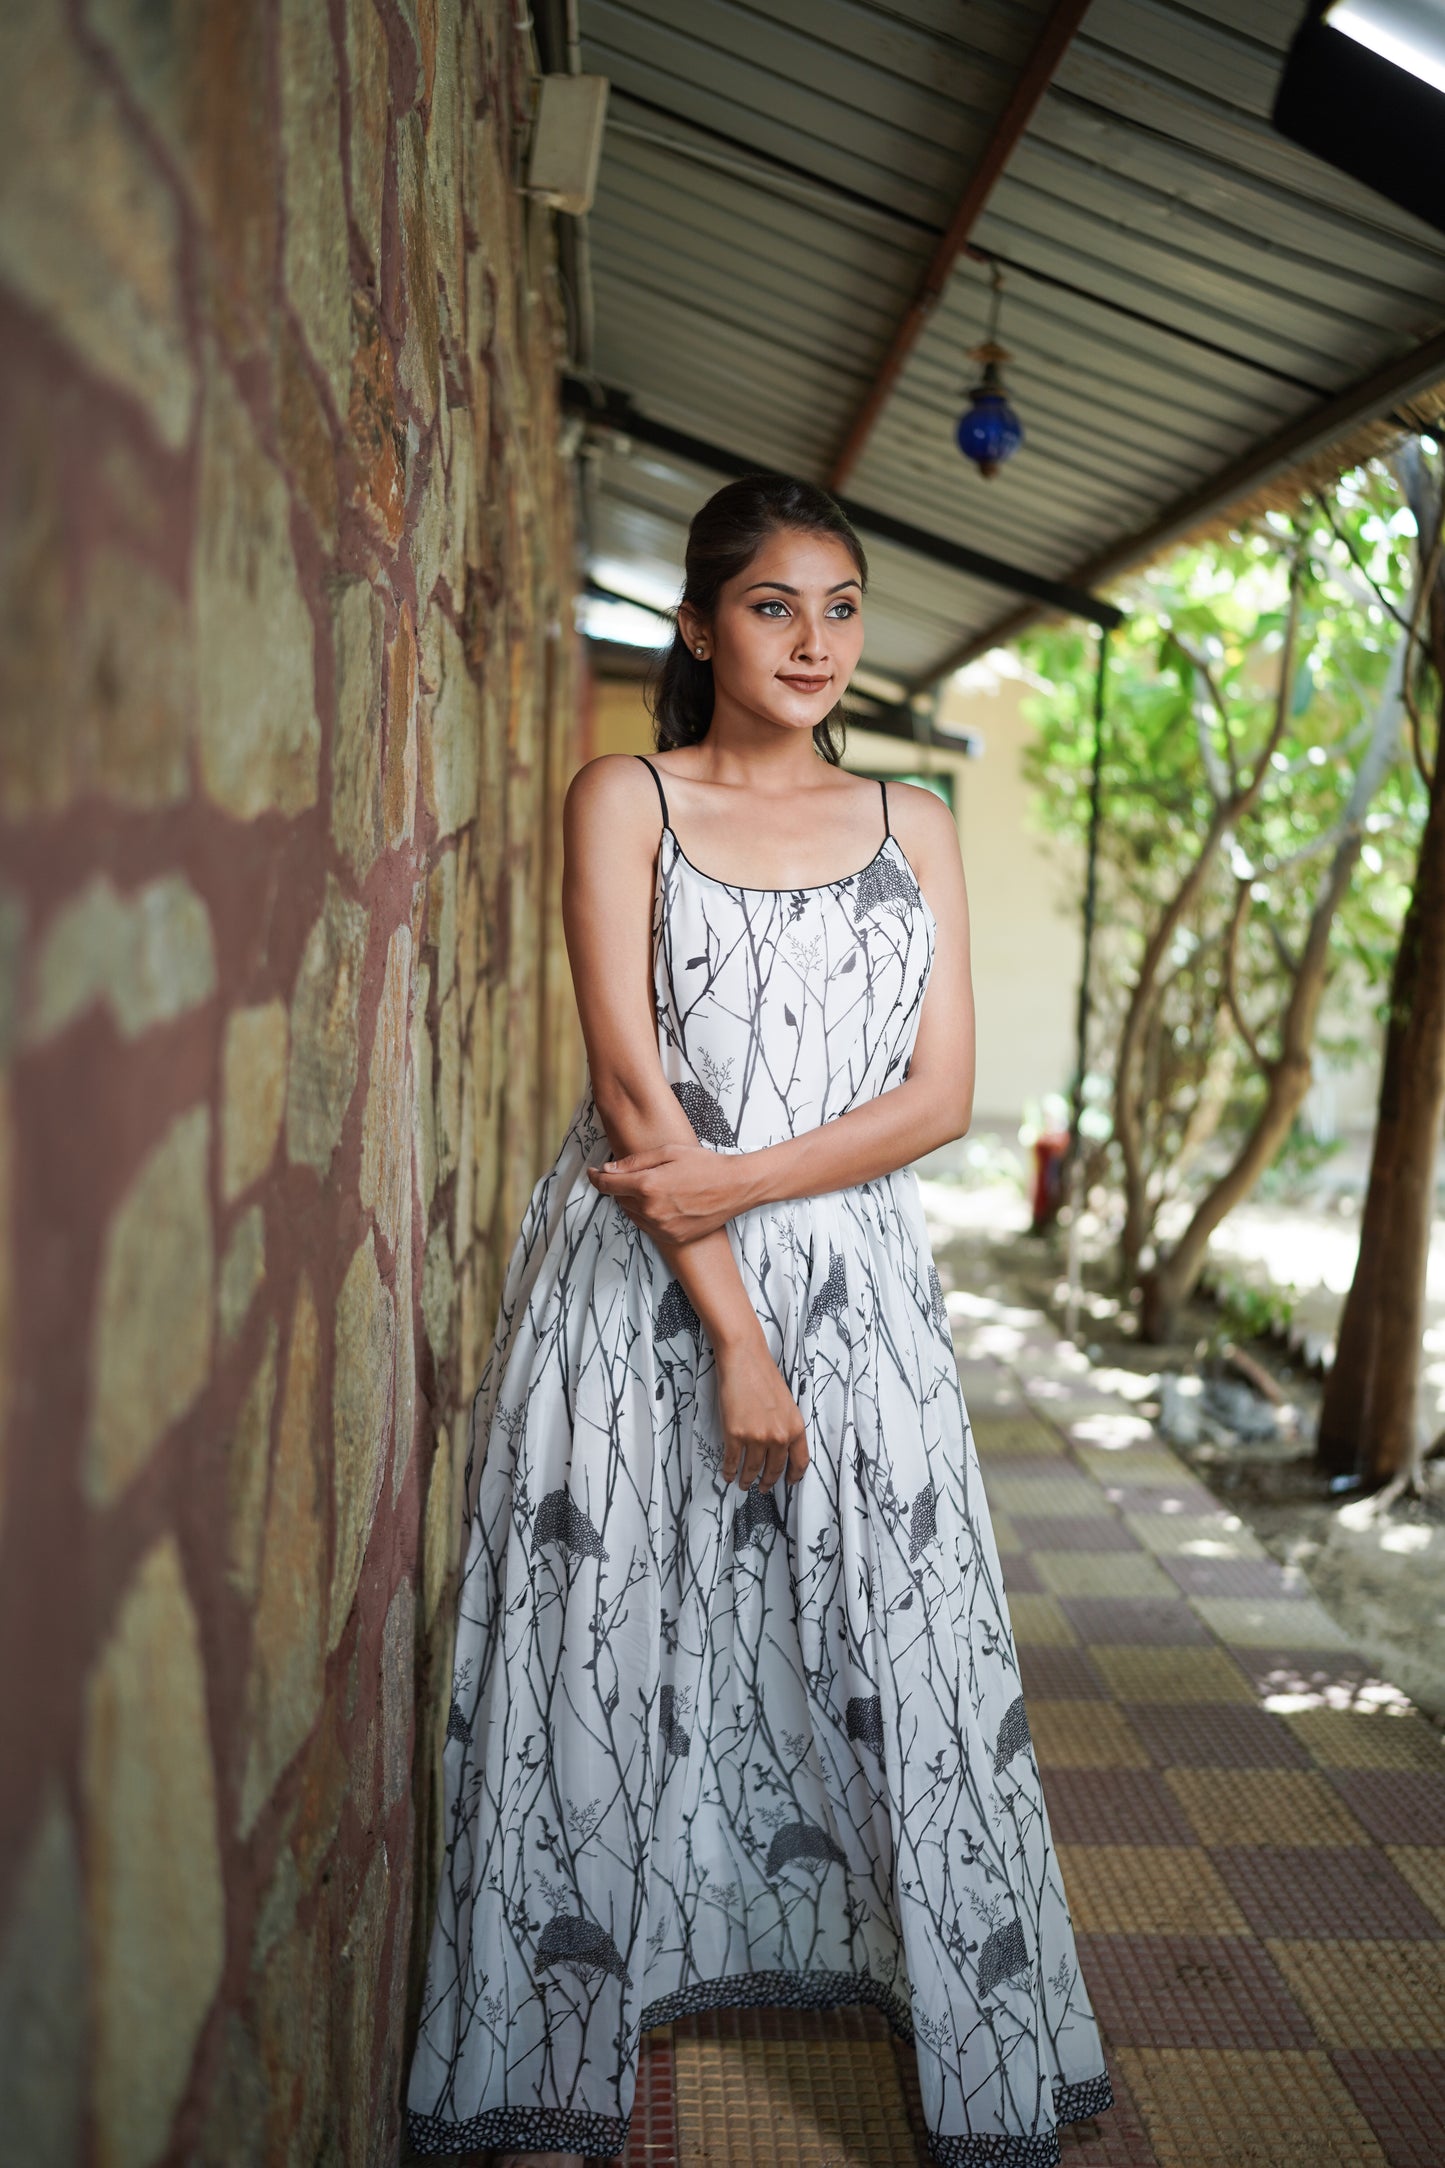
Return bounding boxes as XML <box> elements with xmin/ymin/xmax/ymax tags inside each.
<box><xmin>664</xmin><ymin>827</ymin><xmax>938</xmax><ymax>938</ymax></box>
<box><xmin>664</xmin><ymin>823</ymin><xmax>895</xmax><ymax>895</ymax></box>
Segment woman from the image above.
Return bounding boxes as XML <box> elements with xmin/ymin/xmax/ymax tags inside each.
<box><xmin>405</xmin><ymin>475</ymin><xmax>1113</xmax><ymax>2166</ymax></box>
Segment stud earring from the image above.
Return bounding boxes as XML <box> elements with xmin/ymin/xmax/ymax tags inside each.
<box><xmin>695</xmin><ymin>646</ymin><xmax>705</xmax><ymax>657</ymax></box>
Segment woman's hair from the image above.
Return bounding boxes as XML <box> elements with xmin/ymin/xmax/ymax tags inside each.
<box><xmin>645</xmin><ymin>473</ymin><xmax>869</xmax><ymax>766</ymax></box>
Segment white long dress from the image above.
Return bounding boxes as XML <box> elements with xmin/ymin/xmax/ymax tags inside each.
<box><xmin>405</xmin><ymin>756</ymin><xmax>1113</xmax><ymax>2164</ymax></box>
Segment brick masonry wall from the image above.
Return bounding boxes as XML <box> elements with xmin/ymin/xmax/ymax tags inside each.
<box><xmin>0</xmin><ymin>1</ymin><xmax>585</xmax><ymax>2160</ymax></box>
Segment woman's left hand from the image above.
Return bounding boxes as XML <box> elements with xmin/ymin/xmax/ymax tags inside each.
<box><xmin>587</xmin><ymin>1142</ymin><xmax>752</xmax><ymax>1244</ymax></box>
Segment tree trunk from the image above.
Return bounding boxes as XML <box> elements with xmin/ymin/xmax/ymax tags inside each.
<box><xmin>1113</xmin><ymin>566</ymin><xmax>1303</xmax><ymax>1292</ymax></box>
<box><xmin>1139</xmin><ymin>1053</ymin><xmax>1314</xmax><ymax>1342</ymax></box>
<box><xmin>1114</xmin><ymin>809</ymin><xmax>1232</xmax><ymax>1289</ymax></box>
<box><xmin>1139</xmin><ymin>834</ymin><xmax>1363</xmax><ymax>1342</ymax></box>
<box><xmin>1317</xmin><ymin>739</ymin><xmax>1445</xmax><ymax>1484</ymax></box>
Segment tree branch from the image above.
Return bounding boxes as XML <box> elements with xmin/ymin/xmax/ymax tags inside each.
<box><xmin>1222</xmin><ymin>879</ymin><xmax>1265</xmax><ymax>1068</ymax></box>
<box><xmin>1313</xmin><ymin>492</ymin><xmax>1418</xmax><ymax>641</ymax></box>
<box><xmin>1248</xmin><ymin>548</ymin><xmax>1307</xmax><ymax>800</ymax></box>
<box><xmin>1398</xmin><ymin>454</ymin><xmax>1445</xmax><ymax>791</ymax></box>
<box><xmin>1167</xmin><ymin>632</ymin><xmax>1234</xmax><ymax>802</ymax></box>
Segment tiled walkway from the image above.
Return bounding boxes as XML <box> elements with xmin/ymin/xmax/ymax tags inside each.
<box><xmin>594</xmin><ymin>1303</ymin><xmax>1445</xmax><ymax>2168</ymax></box>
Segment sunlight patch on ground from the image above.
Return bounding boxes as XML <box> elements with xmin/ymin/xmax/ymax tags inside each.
<box><xmin>1210</xmin><ymin>1199</ymin><xmax>1445</xmax><ymax>1302</ymax></box>
<box><xmin>1066</xmin><ymin>1413</ymin><xmax>1156</xmax><ymax>1448</ymax></box>
<box><xmin>1378</xmin><ymin>1524</ymin><xmax>1436</xmax><ymax>1555</ymax></box>
<box><xmin>1259</xmin><ymin>1673</ymin><xmax>1416</xmax><ymax>1715</ymax></box>
<box><xmin>1088</xmin><ymin>1367</ymin><xmax>1159</xmax><ymax>1402</ymax></box>
<box><xmin>917</xmin><ymin>1175</ymin><xmax>1030</xmax><ymax>1238</ymax></box>
<box><xmin>944</xmin><ymin>1289</ymin><xmax>1045</xmax><ymax>1330</ymax></box>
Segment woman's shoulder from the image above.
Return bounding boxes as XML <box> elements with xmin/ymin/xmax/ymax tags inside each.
<box><xmin>882</xmin><ymin>777</ymin><xmax>958</xmax><ymax>843</ymax></box>
<box><xmin>566</xmin><ymin>750</ymin><xmax>664</xmax><ymax>813</ymax></box>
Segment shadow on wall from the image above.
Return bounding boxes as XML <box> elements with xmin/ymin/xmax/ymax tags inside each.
<box><xmin>0</xmin><ymin>1</ymin><xmax>584</xmax><ymax>2159</ymax></box>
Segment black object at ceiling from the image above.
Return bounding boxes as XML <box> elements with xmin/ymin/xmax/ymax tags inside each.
<box><xmin>1273</xmin><ymin>0</ymin><xmax>1445</xmax><ymax>242</ymax></box>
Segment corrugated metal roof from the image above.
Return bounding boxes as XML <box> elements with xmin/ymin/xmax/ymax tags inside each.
<box><xmin>573</xmin><ymin>0</ymin><xmax>1445</xmax><ymax>684</ymax></box>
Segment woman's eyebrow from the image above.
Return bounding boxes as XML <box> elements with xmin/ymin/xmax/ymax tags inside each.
<box><xmin>742</xmin><ymin>578</ymin><xmax>862</xmax><ymax>594</ymax></box>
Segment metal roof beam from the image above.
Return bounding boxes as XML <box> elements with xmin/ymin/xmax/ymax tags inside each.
<box><xmin>563</xmin><ymin>377</ymin><xmax>1124</xmax><ymax>631</ymax></box>
<box><xmin>839</xmin><ymin>701</ymin><xmax>982</xmax><ymax>759</ymax></box>
<box><xmin>824</xmin><ymin>0</ymin><xmax>1095</xmax><ymax>494</ymax></box>
<box><xmin>910</xmin><ymin>324</ymin><xmax>1445</xmax><ymax>689</ymax></box>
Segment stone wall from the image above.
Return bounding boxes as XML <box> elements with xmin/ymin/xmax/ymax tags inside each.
<box><xmin>0</xmin><ymin>2</ymin><xmax>585</xmax><ymax>2160</ymax></box>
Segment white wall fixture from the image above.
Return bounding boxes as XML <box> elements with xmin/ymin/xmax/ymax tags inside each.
<box><xmin>527</xmin><ymin>75</ymin><xmax>610</xmax><ymax>215</ymax></box>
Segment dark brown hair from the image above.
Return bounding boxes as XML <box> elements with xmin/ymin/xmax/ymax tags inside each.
<box><xmin>645</xmin><ymin>474</ymin><xmax>869</xmax><ymax>766</ymax></box>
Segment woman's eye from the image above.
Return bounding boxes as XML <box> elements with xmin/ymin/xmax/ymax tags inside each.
<box><xmin>754</xmin><ymin>600</ymin><xmax>790</xmax><ymax>617</ymax></box>
<box><xmin>828</xmin><ymin>602</ymin><xmax>857</xmax><ymax>618</ymax></box>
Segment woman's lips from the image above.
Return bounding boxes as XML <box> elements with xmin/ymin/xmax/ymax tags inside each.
<box><xmin>779</xmin><ymin>675</ymin><xmax>831</xmax><ymax>691</ymax></box>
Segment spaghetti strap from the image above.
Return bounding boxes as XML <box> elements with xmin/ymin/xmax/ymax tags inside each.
<box><xmin>636</xmin><ymin>753</ymin><xmax>670</xmax><ymax>829</ymax></box>
<box><xmin>879</xmin><ymin>776</ymin><xmax>890</xmax><ymax>840</ymax></box>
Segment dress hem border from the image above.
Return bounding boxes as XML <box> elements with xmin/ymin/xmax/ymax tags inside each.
<box><xmin>405</xmin><ymin>1972</ymin><xmax>1114</xmax><ymax>2164</ymax></box>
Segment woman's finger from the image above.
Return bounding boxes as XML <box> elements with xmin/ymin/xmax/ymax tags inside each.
<box><xmin>597</xmin><ymin>1144</ymin><xmax>675</xmax><ymax>1174</ymax></box>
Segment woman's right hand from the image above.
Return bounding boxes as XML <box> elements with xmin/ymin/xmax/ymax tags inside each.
<box><xmin>714</xmin><ymin>1332</ymin><xmax>810</xmax><ymax>1491</ymax></box>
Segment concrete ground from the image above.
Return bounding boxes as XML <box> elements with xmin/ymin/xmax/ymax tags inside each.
<box><xmin>593</xmin><ymin>1173</ymin><xmax>1445</xmax><ymax>2168</ymax></box>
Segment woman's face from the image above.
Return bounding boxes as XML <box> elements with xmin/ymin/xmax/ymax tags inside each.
<box><xmin>682</xmin><ymin>527</ymin><xmax>866</xmax><ymax>735</ymax></box>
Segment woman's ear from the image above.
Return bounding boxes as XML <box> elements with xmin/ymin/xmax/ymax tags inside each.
<box><xmin>676</xmin><ymin>602</ymin><xmax>707</xmax><ymax>657</ymax></box>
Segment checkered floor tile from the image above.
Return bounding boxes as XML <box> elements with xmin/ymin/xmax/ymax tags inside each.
<box><xmin>1122</xmin><ymin>1700</ymin><xmax>1314</xmax><ymax>1770</ymax></box>
<box><xmin>1210</xmin><ymin>1845</ymin><xmax>1445</xmax><ymax>1941</ymax></box>
<box><xmin>1283</xmin><ymin>1710</ymin><xmax>1445</xmax><ymax>1770</ymax></box>
<box><xmin>1328</xmin><ymin>2048</ymin><xmax>1445</xmax><ymax>2167</ymax></box>
<box><xmin>1045</xmin><ymin>1766</ymin><xmax>1203</xmax><ymax>1845</ymax></box>
<box><xmin>1388</xmin><ymin>1845</ymin><xmax>1445</xmax><ymax>1927</ymax></box>
<box><xmin>1057</xmin><ymin>1843</ymin><xmax>1253</xmax><ymax>1936</ymax></box>
<box><xmin>1163</xmin><ymin>1766</ymin><xmax>1374</xmax><ymax>1848</ymax></box>
<box><xmin>1114</xmin><ymin>2046</ymin><xmax>1390</xmax><ymax>2164</ymax></box>
<box><xmin>1028</xmin><ymin>1698</ymin><xmax>1153</xmax><ymax>1768</ymax></box>
<box><xmin>1078</xmin><ymin>1932</ymin><xmax>1319</xmax><ymax>2049</ymax></box>
<box><xmin>1033</xmin><ymin>1550</ymin><xmax>1179</xmax><ymax>1598</ymax></box>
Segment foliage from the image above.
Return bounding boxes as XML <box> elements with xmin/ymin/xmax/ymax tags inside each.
<box><xmin>1252</xmin><ymin>1120</ymin><xmax>1346</xmax><ymax>1205</ymax></box>
<box><xmin>1199</xmin><ymin>1263</ymin><xmax>1300</xmax><ymax>1346</ymax></box>
<box><xmin>1016</xmin><ymin>464</ymin><xmax>1421</xmax><ymax>1255</ymax></box>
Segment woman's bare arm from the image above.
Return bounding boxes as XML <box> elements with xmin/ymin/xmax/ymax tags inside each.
<box><xmin>562</xmin><ymin>753</ymin><xmax>765</xmax><ymax>1355</ymax></box>
<box><xmin>589</xmin><ymin>782</ymin><xmax>976</xmax><ymax>1238</ymax></box>
<box><xmin>565</xmin><ymin>754</ymin><xmax>811</xmax><ymax>1494</ymax></box>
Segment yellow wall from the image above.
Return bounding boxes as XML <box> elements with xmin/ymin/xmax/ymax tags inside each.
<box><xmin>847</xmin><ymin>694</ymin><xmax>1083</xmax><ymax>1133</ymax></box>
<box><xmin>593</xmin><ymin>676</ymin><xmax>656</xmax><ymax>758</ymax></box>
<box><xmin>934</xmin><ymin>664</ymin><xmax>1086</xmax><ymax>1130</ymax></box>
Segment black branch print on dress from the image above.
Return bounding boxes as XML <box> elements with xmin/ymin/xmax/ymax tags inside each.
<box><xmin>928</xmin><ymin>1261</ymin><xmax>950</xmax><ymax>1338</ymax></box>
<box><xmin>531</xmin><ymin>1487</ymin><xmax>609</xmax><ymax>1562</ymax></box>
<box><xmin>845</xmin><ymin>1693</ymin><xmax>885</xmax><ymax>1761</ymax></box>
<box><xmin>908</xmin><ymin>1480</ymin><xmax>938</xmax><ymax>1561</ymax></box>
<box><xmin>535</xmin><ymin>1915</ymin><xmax>630</xmax><ymax>1985</ymax></box>
<box><xmin>671</xmin><ymin>1077</ymin><xmax>737</xmax><ymax>1147</ymax></box>
<box><xmin>993</xmin><ymin>1693</ymin><xmax>1033</xmax><ymax>1776</ymax></box>
<box><xmin>765</xmin><ymin>1819</ymin><xmax>851</xmax><ymax>1874</ymax></box>
<box><xmin>656</xmin><ymin>1276</ymin><xmax>704</xmax><ymax>1349</ymax></box>
<box><xmin>658</xmin><ymin>1682</ymin><xmax>691</xmax><ymax>1757</ymax></box>
<box><xmin>733</xmin><ymin>1486</ymin><xmax>784</xmax><ymax>1552</ymax></box>
<box><xmin>852</xmin><ymin>849</ymin><xmax>921</xmax><ymax>923</ymax></box>
<box><xmin>405</xmin><ymin>788</ymin><xmax>1113</xmax><ymax>2165</ymax></box>
<box><xmin>978</xmin><ymin>1918</ymin><xmax>1031</xmax><ymax>1999</ymax></box>
<box><xmin>805</xmin><ymin>1241</ymin><xmax>849</xmax><ymax>1335</ymax></box>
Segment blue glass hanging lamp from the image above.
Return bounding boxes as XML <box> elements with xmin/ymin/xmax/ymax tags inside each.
<box><xmin>956</xmin><ymin>264</ymin><xmax>1024</xmax><ymax>479</ymax></box>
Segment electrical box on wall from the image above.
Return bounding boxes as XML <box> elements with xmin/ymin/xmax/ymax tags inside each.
<box><xmin>527</xmin><ymin>75</ymin><xmax>609</xmax><ymax>215</ymax></box>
